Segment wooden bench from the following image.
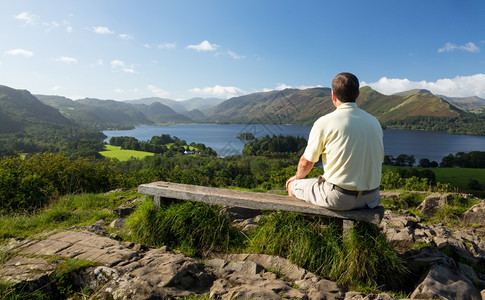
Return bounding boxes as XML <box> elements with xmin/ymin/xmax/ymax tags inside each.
<box><xmin>138</xmin><ymin>181</ymin><xmax>385</xmax><ymax>232</ymax></box>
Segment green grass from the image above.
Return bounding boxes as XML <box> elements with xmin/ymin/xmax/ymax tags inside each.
<box><xmin>99</xmin><ymin>144</ymin><xmax>154</xmax><ymax>161</ymax></box>
<box><xmin>430</xmin><ymin>168</ymin><xmax>485</xmax><ymax>189</ymax></box>
<box><xmin>0</xmin><ymin>190</ymin><xmax>137</xmax><ymax>241</ymax></box>
<box><xmin>247</xmin><ymin>212</ymin><xmax>409</xmax><ymax>292</ymax></box>
<box><xmin>382</xmin><ymin>165</ymin><xmax>485</xmax><ymax>190</ymax></box>
<box><xmin>128</xmin><ymin>199</ymin><xmax>243</xmax><ymax>256</ymax></box>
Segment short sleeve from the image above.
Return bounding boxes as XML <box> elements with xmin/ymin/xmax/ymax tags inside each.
<box><xmin>303</xmin><ymin>120</ymin><xmax>324</xmax><ymax>162</ymax></box>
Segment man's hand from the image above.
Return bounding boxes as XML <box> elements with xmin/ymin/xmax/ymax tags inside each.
<box><xmin>286</xmin><ymin>155</ymin><xmax>315</xmax><ymax>197</ymax></box>
<box><xmin>286</xmin><ymin>175</ymin><xmax>297</xmax><ymax>197</ymax></box>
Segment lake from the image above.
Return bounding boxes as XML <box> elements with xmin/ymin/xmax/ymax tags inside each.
<box><xmin>103</xmin><ymin>124</ymin><xmax>485</xmax><ymax>163</ymax></box>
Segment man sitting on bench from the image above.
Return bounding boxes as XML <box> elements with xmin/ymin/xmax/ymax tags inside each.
<box><xmin>286</xmin><ymin>72</ymin><xmax>384</xmax><ymax>211</ymax></box>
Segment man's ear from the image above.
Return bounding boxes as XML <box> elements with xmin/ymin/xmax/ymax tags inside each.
<box><xmin>331</xmin><ymin>90</ymin><xmax>337</xmax><ymax>106</ymax></box>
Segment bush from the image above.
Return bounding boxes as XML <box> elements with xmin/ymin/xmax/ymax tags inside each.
<box><xmin>0</xmin><ymin>153</ymin><xmax>121</xmax><ymax>213</ymax></box>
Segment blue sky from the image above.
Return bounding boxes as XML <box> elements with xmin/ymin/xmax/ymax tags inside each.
<box><xmin>1</xmin><ymin>0</ymin><xmax>484</xmax><ymax>100</ymax></box>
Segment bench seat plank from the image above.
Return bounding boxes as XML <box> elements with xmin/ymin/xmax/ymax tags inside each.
<box><xmin>138</xmin><ymin>181</ymin><xmax>384</xmax><ymax>224</ymax></box>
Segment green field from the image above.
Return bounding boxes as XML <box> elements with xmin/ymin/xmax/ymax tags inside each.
<box><xmin>431</xmin><ymin>167</ymin><xmax>485</xmax><ymax>188</ymax></box>
<box><xmin>383</xmin><ymin>165</ymin><xmax>485</xmax><ymax>190</ymax></box>
<box><xmin>99</xmin><ymin>145</ymin><xmax>154</xmax><ymax>161</ymax></box>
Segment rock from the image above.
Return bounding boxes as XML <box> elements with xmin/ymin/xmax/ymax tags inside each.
<box><xmin>410</xmin><ymin>264</ymin><xmax>481</xmax><ymax>300</ymax></box>
<box><xmin>206</xmin><ymin>258</ymin><xmax>228</xmax><ymax>269</ymax></box>
<box><xmin>95</xmin><ymin>250</ymin><xmax>215</xmax><ymax>299</ymax></box>
<box><xmin>221</xmin><ymin>253</ymin><xmax>309</xmax><ymax>281</ymax></box>
<box><xmin>344</xmin><ymin>291</ymin><xmax>365</xmax><ymax>299</ymax></box>
<box><xmin>19</xmin><ymin>231</ymin><xmax>138</xmax><ymax>267</ymax></box>
<box><xmin>112</xmin><ymin>206</ymin><xmax>134</xmax><ymax>217</ymax></box>
<box><xmin>225</xmin><ymin>260</ymin><xmax>264</xmax><ymax>275</ymax></box>
<box><xmin>109</xmin><ymin>218</ymin><xmax>126</xmax><ymax>228</ymax></box>
<box><xmin>384</xmin><ymin>227</ymin><xmax>415</xmax><ymax>252</ymax></box>
<box><xmin>416</xmin><ymin>193</ymin><xmax>450</xmax><ymax>218</ymax></box>
<box><xmin>93</xmin><ymin>219</ymin><xmax>106</xmax><ymax>226</ymax></box>
<box><xmin>223</xmin><ymin>288</ymin><xmax>283</xmax><ymax>300</ymax></box>
<box><xmin>0</xmin><ymin>256</ymin><xmax>57</xmax><ymax>285</ymax></box>
<box><xmin>94</xmin><ymin>266</ymin><xmax>119</xmax><ymax>280</ymax></box>
<box><xmin>462</xmin><ymin>201</ymin><xmax>485</xmax><ymax>225</ymax></box>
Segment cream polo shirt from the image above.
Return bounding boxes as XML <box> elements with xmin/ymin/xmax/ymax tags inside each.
<box><xmin>303</xmin><ymin>102</ymin><xmax>384</xmax><ymax>191</ymax></box>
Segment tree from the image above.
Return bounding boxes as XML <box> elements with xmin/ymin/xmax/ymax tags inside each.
<box><xmin>419</xmin><ymin>158</ymin><xmax>431</xmax><ymax>168</ymax></box>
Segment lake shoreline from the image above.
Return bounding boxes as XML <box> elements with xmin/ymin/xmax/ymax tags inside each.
<box><xmin>103</xmin><ymin>124</ymin><xmax>485</xmax><ymax>162</ymax></box>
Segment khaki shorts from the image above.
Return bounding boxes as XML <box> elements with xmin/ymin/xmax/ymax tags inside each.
<box><xmin>290</xmin><ymin>176</ymin><xmax>381</xmax><ymax>211</ymax></box>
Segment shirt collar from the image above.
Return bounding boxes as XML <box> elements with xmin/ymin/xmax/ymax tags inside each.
<box><xmin>336</xmin><ymin>102</ymin><xmax>357</xmax><ymax>110</ymax></box>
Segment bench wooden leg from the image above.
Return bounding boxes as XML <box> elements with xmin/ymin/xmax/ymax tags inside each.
<box><xmin>342</xmin><ymin>219</ymin><xmax>354</xmax><ymax>238</ymax></box>
<box><xmin>154</xmin><ymin>195</ymin><xmax>161</xmax><ymax>210</ymax></box>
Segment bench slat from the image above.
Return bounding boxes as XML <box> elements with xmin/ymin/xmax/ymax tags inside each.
<box><xmin>138</xmin><ymin>181</ymin><xmax>384</xmax><ymax>224</ymax></box>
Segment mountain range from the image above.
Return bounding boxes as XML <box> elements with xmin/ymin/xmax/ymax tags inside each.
<box><xmin>1</xmin><ymin>84</ymin><xmax>484</xmax><ymax>137</ymax></box>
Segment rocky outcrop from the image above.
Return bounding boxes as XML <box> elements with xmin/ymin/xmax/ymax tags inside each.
<box><xmin>1</xmin><ymin>192</ymin><xmax>485</xmax><ymax>299</ymax></box>
<box><xmin>462</xmin><ymin>201</ymin><xmax>485</xmax><ymax>225</ymax></box>
<box><xmin>416</xmin><ymin>193</ymin><xmax>451</xmax><ymax>218</ymax></box>
<box><xmin>0</xmin><ymin>230</ymin><xmax>396</xmax><ymax>299</ymax></box>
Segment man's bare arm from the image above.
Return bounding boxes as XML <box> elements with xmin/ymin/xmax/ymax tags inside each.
<box><xmin>286</xmin><ymin>155</ymin><xmax>315</xmax><ymax>196</ymax></box>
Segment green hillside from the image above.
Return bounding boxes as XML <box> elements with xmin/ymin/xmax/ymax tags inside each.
<box><xmin>0</xmin><ymin>86</ymin><xmax>104</xmax><ymax>155</ymax></box>
<box><xmin>37</xmin><ymin>95</ymin><xmax>193</xmax><ymax>128</ymax></box>
<box><xmin>204</xmin><ymin>86</ymin><xmax>484</xmax><ymax>134</ymax></box>
<box><xmin>133</xmin><ymin>102</ymin><xmax>192</xmax><ymax>123</ymax></box>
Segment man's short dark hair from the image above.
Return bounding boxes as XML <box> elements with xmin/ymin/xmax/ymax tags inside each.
<box><xmin>332</xmin><ymin>72</ymin><xmax>359</xmax><ymax>102</ymax></box>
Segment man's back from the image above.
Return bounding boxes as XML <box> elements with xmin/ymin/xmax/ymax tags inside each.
<box><xmin>307</xmin><ymin>102</ymin><xmax>383</xmax><ymax>191</ymax></box>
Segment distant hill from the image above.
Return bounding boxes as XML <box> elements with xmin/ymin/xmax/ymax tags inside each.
<box><xmin>133</xmin><ymin>102</ymin><xmax>191</xmax><ymax>123</ymax></box>
<box><xmin>204</xmin><ymin>86</ymin><xmax>465</xmax><ymax>125</ymax></box>
<box><xmin>359</xmin><ymin>87</ymin><xmax>463</xmax><ymax>123</ymax></box>
<box><xmin>37</xmin><ymin>95</ymin><xmax>195</xmax><ymax>129</ymax></box>
<box><xmin>0</xmin><ymin>86</ymin><xmax>103</xmax><ymax>154</ymax></box>
<box><xmin>124</xmin><ymin>97</ymin><xmax>225</xmax><ymax>113</ymax></box>
<box><xmin>392</xmin><ymin>89</ymin><xmax>433</xmax><ymax>97</ymax></box>
<box><xmin>1</xmin><ymin>86</ymin><xmax>74</xmax><ymax>133</ymax></box>
<box><xmin>203</xmin><ymin>86</ymin><xmax>484</xmax><ymax>135</ymax></box>
<box><xmin>439</xmin><ymin>95</ymin><xmax>485</xmax><ymax>112</ymax></box>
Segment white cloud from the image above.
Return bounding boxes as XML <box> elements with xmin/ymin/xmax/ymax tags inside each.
<box><xmin>110</xmin><ymin>60</ymin><xmax>125</xmax><ymax>68</ymax></box>
<box><xmin>92</xmin><ymin>26</ymin><xmax>114</xmax><ymax>34</ymax></box>
<box><xmin>114</xmin><ymin>88</ymin><xmax>124</xmax><ymax>93</ymax></box>
<box><xmin>15</xmin><ymin>12</ymin><xmax>38</xmax><ymax>25</ymax></box>
<box><xmin>187</xmin><ymin>40</ymin><xmax>219</xmax><ymax>52</ymax></box>
<box><xmin>55</xmin><ymin>56</ymin><xmax>78</xmax><ymax>64</ymax></box>
<box><xmin>119</xmin><ymin>33</ymin><xmax>134</xmax><ymax>40</ymax></box>
<box><xmin>42</xmin><ymin>21</ymin><xmax>60</xmax><ymax>31</ymax></box>
<box><xmin>66</xmin><ymin>26</ymin><xmax>73</xmax><ymax>33</ymax></box>
<box><xmin>275</xmin><ymin>83</ymin><xmax>292</xmax><ymax>90</ymax></box>
<box><xmin>148</xmin><ymin>85</ymin><xmax>170</xmax><ymax>98</ymax></box>
<box><xmin>110</xmin><ymin>60</ymin><xmax>135</xmax><ymax>73</ymax></box>
<box><xmin>144</xmin><ymin>44</ymin><xmax>151</xmax><ymax>48</ymax></box>
<box><xmin>158</xmin><ymin>43</ymin><xmax>176</xmax><ymax>49</ymax></box>
<box><xmin>438</xmin><ymin>42</ymin><xmax>480</xmax><ymax>53</ymax></box>
<box><xmin>227</xmin><ymin>50</ymin><xmax>245</xmax><ymax>59</ymax></box>
<box><xmin>189</xmin><ymin>85</ymin><xmax>246</xmax><ymax>99</ymax></box>
<box><xmin>52</xmin><ymin>86</ymin><xmax>62</xmax><ymax>91</ymax></box>
<box><xmin>262</xmin><ymin>83</ymin><xmax>321</xmax><ymax>92</ymax></box>
<box><xmin>361</xmin><ymin>74</ymin><xmax>485</xmax><ymax>98</ymax></box>
<box><xmin>5</xmin><ymin>49</ymin><xmax>34</xmax><ymax>57</ymax></box>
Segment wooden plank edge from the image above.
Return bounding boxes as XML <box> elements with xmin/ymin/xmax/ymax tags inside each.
<box><xmin>138</xmin><ymin>183</ymin><xmax>384</xmax><ymax>224</ymax></box>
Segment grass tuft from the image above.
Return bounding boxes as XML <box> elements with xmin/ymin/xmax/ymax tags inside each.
<box><xmin>248</xmin><ymin>212</ymin><xmax>409</xmax><ymax>291</ymax></box>
<box><xmin>128</xmin><ymin>199</ymin><xmax>243</xmax><ymax>256</ymax></box>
